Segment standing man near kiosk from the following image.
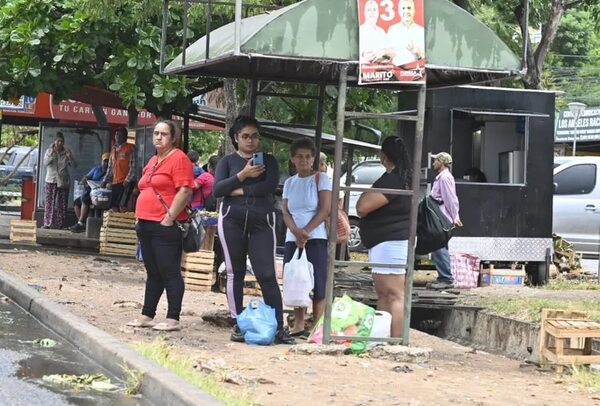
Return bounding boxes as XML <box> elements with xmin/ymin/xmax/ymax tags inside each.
<box><xmin>429</xmin><ymin>152</ymin><xmax>462</xmax><ymax>289</ymax></box>
<box><xmin>102</xmin><ymin>127</ymin><xmax>136</xmax><ymax>211</ymax></box>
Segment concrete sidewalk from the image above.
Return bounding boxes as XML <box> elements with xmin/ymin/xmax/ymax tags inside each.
<box><xmin>0</xmin><ymin>212</ymin><xmax>100</xmax><ymax>251</ymax></box>
<box><xmin>0</xmin><ymin>269</ymin><xmax>221</xmax><ymax>406</ymax></box>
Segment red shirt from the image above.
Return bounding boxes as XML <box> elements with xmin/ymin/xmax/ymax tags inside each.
<box><xmin>135</xmin><ymin>149</ymin><xmax>195</xmax><ymax>222</ymax></box>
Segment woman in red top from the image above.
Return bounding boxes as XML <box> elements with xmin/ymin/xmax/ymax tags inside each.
<box><xmin>127</xmin><ymin>120</ymin><xmax>194</xmax><ymax>331</ymax></box>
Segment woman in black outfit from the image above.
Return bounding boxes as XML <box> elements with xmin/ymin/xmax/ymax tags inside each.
<box><xmin>214</xmin><ymin>115</ymin><xmax>295</xmax><ymax>345</ymax></box>
<box><xmin>356</xmin><ymin>136</ymin><xmax>412</xmax><ymax>337</ymax></box>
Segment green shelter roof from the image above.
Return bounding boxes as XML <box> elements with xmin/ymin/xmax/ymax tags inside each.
<box><xmin>165</xmin><ymin>0</ymin><xmax>522</xmax><ymax>86</ymax></box>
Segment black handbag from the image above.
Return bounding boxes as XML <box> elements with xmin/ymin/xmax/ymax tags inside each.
<box><xmin>178</xmin><ymin>207</ymin><xmax>205</xmax><ymax>253</ymax></box>
<box><xmin>415</xmin><ymin>196</ymin><xmax>454</xmax><ymax>255</ymax></box>
<box><xmin>154</xmin><ymin>189</ymin><xmax>205</xmax><ymax>253</ymax></box>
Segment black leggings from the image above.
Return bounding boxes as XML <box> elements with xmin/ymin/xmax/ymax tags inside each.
<box><xmin>136</xmin><ymin>220</ymin><xmax>184</xmax><ymax>321</ymax></box>
<box><xmin>218</xmin><ymin>206</ymin><xmax>283</xmax><ymax>329</ymax></box>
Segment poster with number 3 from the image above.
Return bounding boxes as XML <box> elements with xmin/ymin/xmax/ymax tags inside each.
<box><xmin>357</xmin><ymin>0</ymin><xmax>426</xmax><ymax>85</ymax></box>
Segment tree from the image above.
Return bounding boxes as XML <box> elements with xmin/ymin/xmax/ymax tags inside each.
<box><xmin>546</xmin><ymin>9</ymin><xmax>600</xmax><ymax>108</ymax></box>
<box><xmin>0</xmin><ymin>0</ymin><xmax>215</xmax><ymax>123</ymax></box>
<box><xmin>454</xmin><ymin>0</ymin><xmax>600</xmax><ymax>90</ymax></box>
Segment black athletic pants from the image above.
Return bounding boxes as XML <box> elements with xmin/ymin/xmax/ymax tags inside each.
<box><xmin>136</xmin><ymin>220</ymin><xmax>184</xmax><ymax>321</ymax></box>
<box><xmin>218</xmin><ymin>205</ymin><xmax>283</xmax><ymax>329</ymax></box>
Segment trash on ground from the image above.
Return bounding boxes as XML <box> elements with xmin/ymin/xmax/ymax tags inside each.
<box><xmin>33</xmin><ymin>338</ymin><xmax>57</xmax><ymax>347</ymax></box>
<box><xmin>42</xmin><ymin>373</ymin><xmax>119</xmax><ymax>391</ymax></box>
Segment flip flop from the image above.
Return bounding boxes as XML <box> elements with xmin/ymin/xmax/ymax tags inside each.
<box><xmin>289</xmin><ymin>329</ymin><xmax>308</xmax><ymax>338</ymax></box>
<box><xmin>152</xmin><ymin>322</ymin><xmax>181</xmax><ymax>332</ymax></box>
<box><xmin>126</xmin><ymin>319</ymin><xmax>155</xmax><ymax>328</ymax></box>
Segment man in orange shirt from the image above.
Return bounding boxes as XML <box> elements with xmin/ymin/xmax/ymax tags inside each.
<box><xmin>101</xmin><ymin>127</ymin><xmax>136</xmax><ymax>210</ymax></box>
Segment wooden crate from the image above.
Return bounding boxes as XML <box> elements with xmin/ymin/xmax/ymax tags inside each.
<box><xmin>539</xmin><ymin>309</ymin><xmax>600</xmax><ymax>373</ymax></box>
<box><xmin>181</xmin><ymin>250</ymin><xmax>215</xmax><ymax>292</ymax></box>
<box><xmin>100</xmin><ymin>211</ymin><xmax>137</xmax><ymax>257</ymax></box>
<box><xmin>479</xmin><ymin>264</ymin><xmax>525</xmax><ymax>287</ymax></box>
<box><xmin>200</xmin><ymin>226</ymin><xmax>217</xmax><ymax>251</ymax></box>
<box><xmin>10</xmin><ymin>220</ymin><xmax>37</xmax><ymax>243</ymax></box>
<box><xmin>102</xmin><ymin>211</ymin><xmax>136</xmax><ymax>229</ymax></box>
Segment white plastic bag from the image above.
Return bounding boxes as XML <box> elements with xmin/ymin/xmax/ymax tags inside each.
<box><xmin>73</xmin><ymin>180</ymin><xmax>85</xmax><ymax>201</ymax></box>
<box><xmin>283</xmin><ymin>248</ymin><xmax>314</xmax><ymax>308</ymax></box>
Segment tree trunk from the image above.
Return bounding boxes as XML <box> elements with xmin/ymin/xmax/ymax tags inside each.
<box><xmin>92</xmin><ymin>105</ymin><xmax>108</xmax><ymax>127</ymax></box>
<box><xmin>516</xmin><ymin>0</ymin><xmax>566</xmax><ymax>89</ymax></box>
<box><xmin>222</xmin><ymin>78</ymin><xmax>238</xmax><ymax>157</ymax></box>
<box><xmin>127</xmin><ymin>106</ymin><xmax>139</xmax><ymax>128</ymax></box>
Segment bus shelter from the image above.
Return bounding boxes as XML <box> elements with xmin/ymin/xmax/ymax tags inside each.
<box><xmin>161</xmin><ymin>0</ymin><xmax>523</xmax><ymax>345</ymax></box>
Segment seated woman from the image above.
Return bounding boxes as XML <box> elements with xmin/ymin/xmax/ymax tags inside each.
<box><xmin>356</xmin><ymin>136</ymin><xmax>412</xmax><ymax>337</ymax></box>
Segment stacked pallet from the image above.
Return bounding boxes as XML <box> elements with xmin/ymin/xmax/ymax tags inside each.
<box><xmin>99</xmin><ymin>211</ymin><xmax>137</xmax><ymax>257</ymax></box>
<box><xmin>10</xmin><ymin>220</ymin><xmax>37</xmax><ymax>244</ymax></box>
<box><xmin>181</xmin><ymin>250</ymin><xmax>215</xmax><ymax>291</ymax></box>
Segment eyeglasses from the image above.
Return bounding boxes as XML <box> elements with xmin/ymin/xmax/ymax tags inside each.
<box><xmin>239</xmin><ymin>134</ymin><xmax>260</xmax><ymax>141</ymax></box>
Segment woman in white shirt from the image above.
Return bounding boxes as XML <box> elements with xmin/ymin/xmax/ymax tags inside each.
<box><xmin>282</xmin><ymin>138</ymin><xmax>332</xmax><ymax>337</ymax></box>
<box><xmin>43</xmin><ymin>132</ymin><xmax>76</xmax><ymax>229</ymax></box>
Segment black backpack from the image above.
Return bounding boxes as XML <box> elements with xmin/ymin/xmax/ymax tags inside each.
<box><xmin>415</xmin><ymin>196</ymin><xmax>454</xmax><ymax>255</ymax></box>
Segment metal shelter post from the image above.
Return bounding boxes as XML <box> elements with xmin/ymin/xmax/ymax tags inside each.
<box><xmin>183</xmin><ymin>113</ymin><xmax>190</xmax><ymax>152</ymax></box>
<box><xmin>234</xmin><ymin>0</ymin><xmax>242</xmax><ymax>55</ymax></box>
<box><xmin>313</xmin><ymin>81</ymin><xmax>327</xmax><ymax>171</ymax></box>
<box><xmin>403</xmin><ymin>84</ymin><xmax>426</xmax><ymax>345</ymax></box>
<box><xmin>160</xmin><ymin>0</ymin><xmax>169</xmax><ymax>73</ymax></box>
<box><xmin>322</xmin><ymin>64</ymin><xmax>348</xmax><ymax>343</ymax></box>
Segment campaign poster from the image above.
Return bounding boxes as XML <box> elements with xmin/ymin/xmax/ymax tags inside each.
<box><xmin>357</xmin><ymin>0</ymin><xmax>426</xmax><ymax>85</ymax></box>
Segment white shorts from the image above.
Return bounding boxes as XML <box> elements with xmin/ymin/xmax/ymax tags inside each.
<box><xmin>369</xmin><ymin>240</ymin><xmax>408</xmax><ymax>275</ymax></box>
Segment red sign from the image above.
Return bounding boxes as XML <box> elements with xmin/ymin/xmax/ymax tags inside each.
<box><xmin>357</xmin><ymin>0</ymin><xmax>426</xmax><ymax>85</ymax></box>
<box><xmin>1</xmin><ymin>93</ymin><xmax>223</xmax><ymax>131</ymax></box>
<box><xmin>51</xmin><ymin>98</ymin><xmax>156</xmax><ymax>125</ymax></box>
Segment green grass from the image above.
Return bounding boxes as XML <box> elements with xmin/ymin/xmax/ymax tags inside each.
<box><xmin>466</xmin><ymin>297</ymin><xmax>600</xmax><ymax>323</ymax></box>
<box><xmin>541</xmin><ymin>278</ymin><xmax>600</xmax><ymax>291</ymax></box>
<box><xmin>131</xmin><ymin>339</ymin><xmax>257</xmax><ymax>406</ymax></box>
<box><xmin>570</xmin><ymin>366</ymin><xmax>600</xmax><ymax>392</ymax></box>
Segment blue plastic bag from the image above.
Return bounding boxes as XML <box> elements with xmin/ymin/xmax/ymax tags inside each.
<box><xmin>236</xmin><ymin>298</ymin><xmax>277</xmax><ymax>345</ymax></box>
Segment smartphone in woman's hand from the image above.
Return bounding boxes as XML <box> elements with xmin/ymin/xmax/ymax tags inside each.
<box><xmin>252</xmin><ymin>151</ymin><xmax>264</xmax><ymax>166</ymax></box>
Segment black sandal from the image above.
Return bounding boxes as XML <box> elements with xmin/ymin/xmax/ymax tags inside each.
<box><xmin>289</xmin><ymin>329</ymin><xmax>309</xmax><ymax>338</ymax></box>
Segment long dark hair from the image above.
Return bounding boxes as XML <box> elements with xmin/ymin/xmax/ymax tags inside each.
<box><xmin>229</xmin><ymin>115</ymin><xmax>260</xmax><ymax>150</ymax></box>
<box><xmin>381</xmin><ymin>136</ymin><xmax>412</xmax><ymax>189</ymax></box>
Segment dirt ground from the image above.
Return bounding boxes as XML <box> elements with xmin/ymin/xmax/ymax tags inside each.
<box><xmin>1</xmin><ymin>247</ymin><xmax>599</xmax><ymax>406</ymax></box>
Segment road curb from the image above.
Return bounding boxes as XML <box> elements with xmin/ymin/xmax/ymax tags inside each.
<box><xmin>0</xmin><ymin>269</ymin><xmax>221</xmax><ymax>406</ymax></box>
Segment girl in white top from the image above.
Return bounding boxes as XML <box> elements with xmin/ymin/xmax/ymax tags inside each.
<box><xmin>282</xmin><ymin>138</ymin><xmax>332</xmax><ymax>337</ymax></box>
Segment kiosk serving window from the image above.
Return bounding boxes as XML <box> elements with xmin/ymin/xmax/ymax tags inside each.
<box><xmin>450</xmin><ymin>108</ymin><xmax>548</xmax><ymax>185</ymax></box>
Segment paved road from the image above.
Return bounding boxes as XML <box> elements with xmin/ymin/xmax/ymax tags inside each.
<box><xmin>0</xmin><ymin>349</ymin><xmax>69</xmax><ymax>406</ymax></box>
<box><xmin>0</xmin><ymin>298</ymin><xmax>138</xmax><ymax>406</ymax></box>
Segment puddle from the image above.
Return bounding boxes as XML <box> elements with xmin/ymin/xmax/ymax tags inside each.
<box><xmin>0</xmin><ymin>297</ymin><xmax>139</xmax><ymax>405</ymax></box>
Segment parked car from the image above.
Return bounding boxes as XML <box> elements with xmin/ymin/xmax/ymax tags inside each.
<box><xmin>553</xmin><ymin>156</ymin><xmax>600</xmax><ymax>255</ymax></box>
<box><xmin>340</xmin><ymin>160</ymin><xmax>386</xmax><ymax>251</ymax></box>
<box><xmin>0</xmin><ymin>145</ymin><xmax>38</xmax><ymax>183</ymax></box>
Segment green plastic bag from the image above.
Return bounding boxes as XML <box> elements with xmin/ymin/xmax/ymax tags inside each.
<box><xmin>308</xmin><ymin>295</ymin><xmax>375</xmax><ymax>354</ymax></box>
